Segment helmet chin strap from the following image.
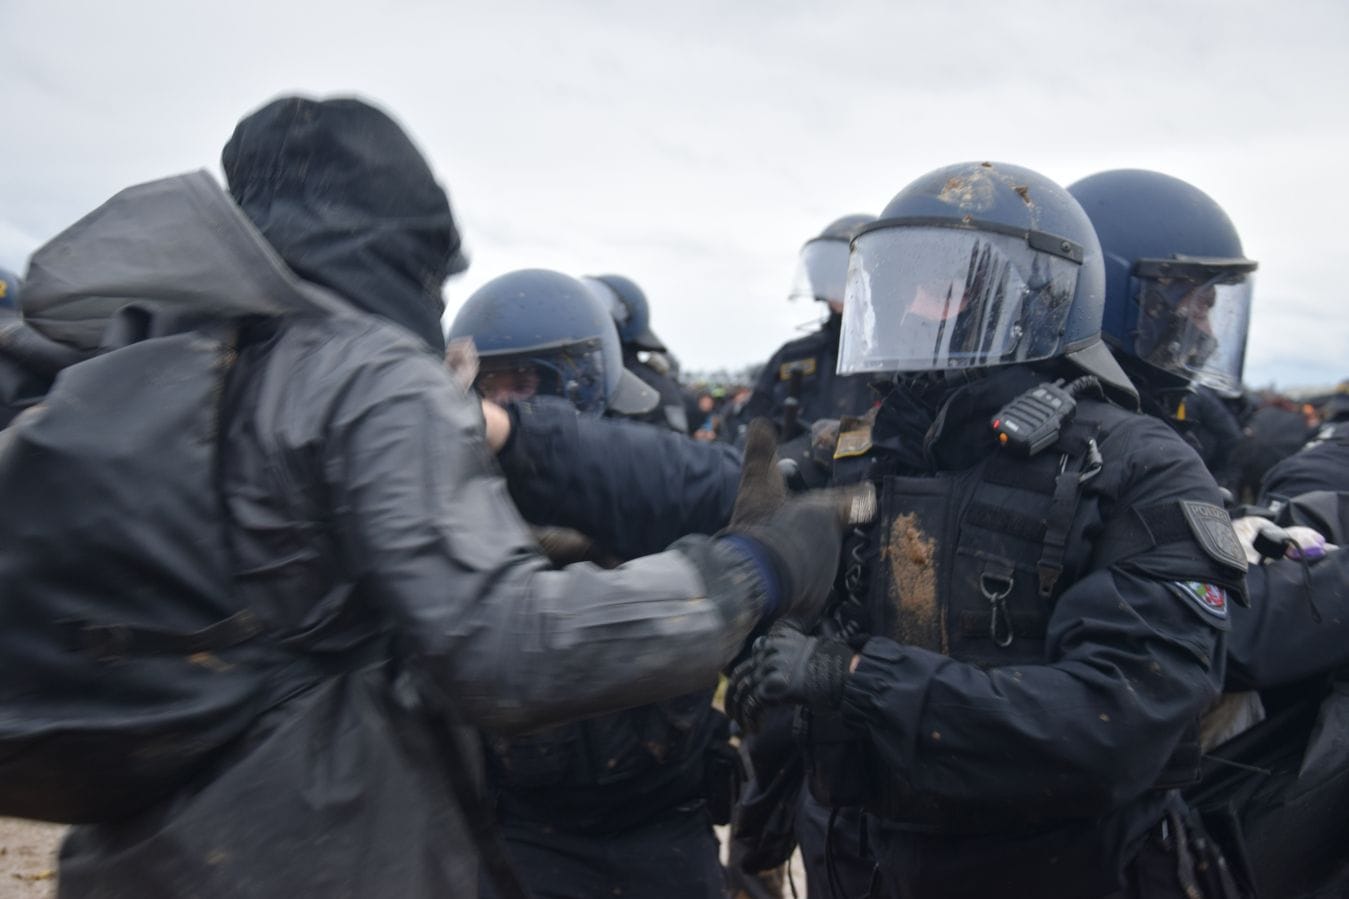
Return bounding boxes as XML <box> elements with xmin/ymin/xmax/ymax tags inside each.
<box><xmin>895</xmin><ymin>367</ymin><xmax>987</xmax><ymax>392</ymax></box>
<box><xmin>887</xmin><ymin>367</ymin><xmax>991</xmax><ymax>411</ymax></box>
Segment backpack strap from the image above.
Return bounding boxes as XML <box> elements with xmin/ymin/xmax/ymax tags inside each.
<box><xmin>64</xmin><ymin>609</ymin><xmax>265</xmax><ymax>663</ymax></box>
<box><xmin>57</xmin><ymin>322</ymin><xmax>269</xmax><ymax>665</ymax></box>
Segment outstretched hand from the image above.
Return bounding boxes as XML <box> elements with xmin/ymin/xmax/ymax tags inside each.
<box><xmin>729</xmin><ymin>418</ymin><xmax>786</xmax><ymax>528</ymax></box>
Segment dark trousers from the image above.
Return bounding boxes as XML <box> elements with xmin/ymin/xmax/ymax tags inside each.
<box><xmin>796</xmin><ymin>804</ymin><xmax>1247</xmax><ymax>899</ymax></box>
<box><xmin>795</xmin><ymin>793</ymin><xmax>877</xmax><ymax>899</ymax></box>
<box><xmin>481</xmin><ymin>803</ymin><xmax>727</xmax><ymax>899</ymax></box>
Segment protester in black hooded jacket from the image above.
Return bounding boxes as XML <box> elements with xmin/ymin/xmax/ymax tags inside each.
<box><xmin>52</xmin><ymin>95</ymin><xmax>853</xmax><ymax>899</ymax></box>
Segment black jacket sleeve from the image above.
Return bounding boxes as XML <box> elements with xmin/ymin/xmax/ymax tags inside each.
<box><xmin>313</xmin><ymin>331</ymin><xmax>767</xmax><ymax>734</ymax></box>
<box><xmin>1226</xmin><ymin>551</ymin><xmax>1349</xmax><ymax>689</ymax></box>
<box><xmin>497</xmin><ymin>396</ymin><xmax>742</xmax><ymax>558</ymax></box>
<box><xmin>1260</xmin><ymin>439</ymin><xmax>1349</xmax><ymax>504</ymax></box>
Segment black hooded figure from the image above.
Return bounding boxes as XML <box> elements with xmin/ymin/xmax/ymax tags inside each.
<box><xmin>46</xmin><ymin>96</ymin><xmax>854</xmax><ymax>899</ymax></box>
<box><xmin>221</xmin><ymin>96</ymin><xmax>468</xmax><ymax>353</ymax></box>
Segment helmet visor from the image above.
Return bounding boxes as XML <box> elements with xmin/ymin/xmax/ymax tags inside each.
<box><xmin>839</xmin><ymin>226</ymin><xmax>1080</xmax><ymax>375</ymax></box>
<box><xmin>1131</xmin><ymin>263</ymin><xmax>1253</xmax><ymax>397</ymax></box>
<box><xmin>789</xmin><ymin>238</ymin><xmax>851</xmax><ymax>304</ymax></box>
<box><xmin>475</xmin><ymin>339</ymin><xmax>608</xmax><ymax>414</ymax></box>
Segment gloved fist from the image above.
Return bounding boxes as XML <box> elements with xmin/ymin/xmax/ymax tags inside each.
<box><xmin>726</xmin><ymin>621</ymin><xmax>854</xmax><ymax>733</ymax></box>
<box><xmin>722</xmin><ymin>417</ymin><xmax>875</xmax><ymax>624</ymax></box>
<box><xmin>727</xmin><ymin>482</ymin><xmax>875</xmax><ymax>624</ymax></box>
<box><xmin>726</xmin><ymin>654</ymin><xmax>768</xmax><ymax>734</ymax></box>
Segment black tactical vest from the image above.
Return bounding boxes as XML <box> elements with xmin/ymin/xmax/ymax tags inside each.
<box><xmin>834</xmin><ymin>403</ymin><xmax>1113</xmax><ymax>667</ymax></box>
<box><xmin>810</xmin><ymin>391</ymin><xmax>1211</xmax><ymax>829</ymax></box>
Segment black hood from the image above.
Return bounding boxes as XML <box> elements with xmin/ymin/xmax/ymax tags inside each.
<box><xmin>222</xmin><ymin>96</ymin><xmax>467</xmax><ymax>353</ymax></box>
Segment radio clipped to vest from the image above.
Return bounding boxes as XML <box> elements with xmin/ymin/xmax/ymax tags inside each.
<box><xmin>992</xmin><ymin>376</ymin><xmax>1103</xmax><ymax>457</ymax></box>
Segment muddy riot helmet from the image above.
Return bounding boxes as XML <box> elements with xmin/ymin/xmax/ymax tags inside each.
<box><xmin>0</xmin><ymin>268</ymin><xmax>20</xmax><ymax>311</ymax></box>
<box><xmin>1067</xmin><ymin>170</ymin><xmax>1256</xmax><ymax>399</ymax></box>
<box><xmin>839</xmin><ymin>161</ymin><xmax>1134</xmax><ymax>398</ymax></box>
<box><xmin>448</xmin><ymin>268</ymin><xmax>659</xmax><ymax>416</ymax></box>
<box><xmin>788</xmin><ymin>213</ymin><xmax>876</xmax><ymax>306</ymax></box>
<box><xmin>583</xmin><ymin>273</ymin><xmax>666</xmax><ymax>353</ymax></box>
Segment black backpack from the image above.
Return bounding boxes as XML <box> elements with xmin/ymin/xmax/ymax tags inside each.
<box><xmin>0</xmin><ymin>313</ymin><xmax>84</xmax><ymax>429</ymax></box>
<box><xmin>0</xmin><ymin>316</ymin><xmax>279</xmax><ymax>823</ymax></box>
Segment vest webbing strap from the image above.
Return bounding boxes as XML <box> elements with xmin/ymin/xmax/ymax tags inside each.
<box><xmin>1036</xmin><ymin>420</ymin><xmax>1100</xmax><ymax>598</ymax></box>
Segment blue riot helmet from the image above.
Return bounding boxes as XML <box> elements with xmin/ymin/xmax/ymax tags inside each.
<box><xmin>1067</xmin><ymin>170</ymin><xmax>1256</xmax><ymax>399</ymax></box>
<box><xmin>0</xmin><ymin>268</ymin><xmax>20</xmax><ymax>311</ymax></box>
<box><xmin>839</xmin><ymin>161</ymin><xmax>1135</xmax><ymax>399</ymax></box>
<box><xmin>788</xmin><ymin>213</ymin><xmax>876</xmax><ymax>306</ymax></box>
<box><xmin>448</xmin><ymin>268</ymin><xmax>659</xmax><ymax>416</ymax></box>
<box><xmin>584</xmin><ymin>273</ymin><xmax>666</xmax><ymax>353</ymax></box>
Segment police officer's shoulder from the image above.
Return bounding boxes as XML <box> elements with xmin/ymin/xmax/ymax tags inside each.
<box><xmin>833</xmin><ymin>409</ymin><xmax>877</xmax><ymax>460</ymax></box>
<box><xmin>764</xmin><ymin>329</ymin><xmax>829</xmax><ymax>381</ymax></box>
<box><xmin>1090</xmin><ymin>402</ymin><xmax>1213</xmax><ymax>485</ymax></box>
<box><xmin>1089</xmin><ymin>404</ymin><xmax>1248</xmax><ymax>606</ymax></box>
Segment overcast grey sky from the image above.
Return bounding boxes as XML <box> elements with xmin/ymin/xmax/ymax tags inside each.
<box><xmin>3</xmin><ymin>0</ymin><xmax>1346</xmax><ymax>388</ymax></box>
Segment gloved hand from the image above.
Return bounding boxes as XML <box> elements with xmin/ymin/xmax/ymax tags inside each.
<box><xmin>1233</xmin><ymin>516</ymin><xmax>1337</xmax><ymax>565</ymax></box>
<box><xmin>728</xmin><ymin>419</ymin><xmax>787</xmax><ymax>528</ymax></box>
<box><xmin>721</xmin><ymin>419</ymin><xmax>875</xmax><ymax>624</ymax></box>
<box><xmin>530</xmin><ymin>525</ymin><xmax>627</xmax><ymax>568</ymax></box>
<box><xmin>727</xmin><ymin>621</ymin><xmax>854</xmax><ymax>733</ymax></box>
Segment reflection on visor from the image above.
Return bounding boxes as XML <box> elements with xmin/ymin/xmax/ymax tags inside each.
<box><xmin>789</xmin><ymin>239</ymin><xmax>852</xmax><ymax>303</ymax></box>
<box><xmin>1132</xmin><ymin>270</ymin><xmax>1252</xmax><ymax>395</ymax></box>
<box><xmin>475</xmin><ymin>344</ymin><xmax>608</xmax><ymax>414</ymax></box>
<box><xmin>838</xmin><ymin>227</ymin><xmax>1080</xmax><ymax>375</ymax></box>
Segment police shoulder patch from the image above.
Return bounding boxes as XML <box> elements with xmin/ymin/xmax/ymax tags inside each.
<box><xmin>1167</xmin><ymin>581</ymin><xmax>1231</xmax><ymax>622</ymax></box>
<box><xmin>1180</xmin><ymin>500</ymin><xmax>1248</xmax><ymax>573</ymax></box>
<box><xmin>834</xmin><ymin>419</ymin><xmax>874</xmax><ymax>459</ymax></box>
<box><xmin>779</xmin><ymin>357</ymin><xmax>818</xmax><ymax>380</ymax></box>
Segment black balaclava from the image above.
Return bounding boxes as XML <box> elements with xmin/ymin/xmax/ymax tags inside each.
<box><xmin>222</xmin><ymin>96</ymin><xmax>467</xmax><ymax>353</ymax></box>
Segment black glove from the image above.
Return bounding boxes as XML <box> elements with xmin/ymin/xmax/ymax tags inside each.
<box><xmin>723</xmin><ymin>418</ymin><xmax>875</xmax><ymax>624</ymax></box>
<box><xmin>529</xmin><ymin>526</ymin><xmax>622</xmax><ymax>568</ymax></box>
<box><xmin>728</xmin><ymin>418</ymin><xmax>787</xmax><ymax>528</ymax></box>
<box><xmin>727</xmin><ymin>621</ymin><xmax>853</xmax><ymax>732</ymax></box>
<box><xmin>725</xmin><ymin>482</ymin><xmax>875</xmax><ymax>624</ymax></box>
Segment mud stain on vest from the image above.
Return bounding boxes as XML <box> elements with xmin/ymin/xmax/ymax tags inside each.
<box><xmin>883</xmin><ymin>513</ymin><xmax>943</xmax><ymax>652</ymax></box>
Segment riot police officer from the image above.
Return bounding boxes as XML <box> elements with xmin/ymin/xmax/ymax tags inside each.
<box><xmin>584</xmin><ymin>272</ymin><xmax>690</xmax><ymax>432</ymax></box>
<box><xmin>1068</xmin><ymin>171</ymin><xmax>1349</xmax><ymax>897</ymax></box>
<box><xmin>729</xmin><ymin>161</ymin><xmax>1248</xmax><ymax>898</ymax></box>
<box><xmin>1066</xmin><ymin>170</ymin><xmax>1255</xmax><ymax>490</ymax></box>
<box><xmin>449</xmin><ymin>268</ymin><xmax>733</xmax><ymax>899</ymax></box>
<box><xmin>740</xmin><ymin>214</ymin><xmax>880</xmax><ymax>441</ymax></box>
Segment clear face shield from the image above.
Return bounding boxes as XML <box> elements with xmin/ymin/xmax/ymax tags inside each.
<box><xmin>838</xmin><ymin>224</ymin><xmax>1083</xmax><ymax>375</ymax></box>
<box><xmin>1131</xmin><ymin>259</ymin><xmax>1255</xmax><ymax>397</ymax></box>
<box><xmin>474</xmin><ymin>338</ymin><xmax>609</xmax><ymax>414</ymax></box>
<box><xmin>789</xmin><ymin>238</ymin><xmax>852</xmax><ymax>305</ymax></box>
